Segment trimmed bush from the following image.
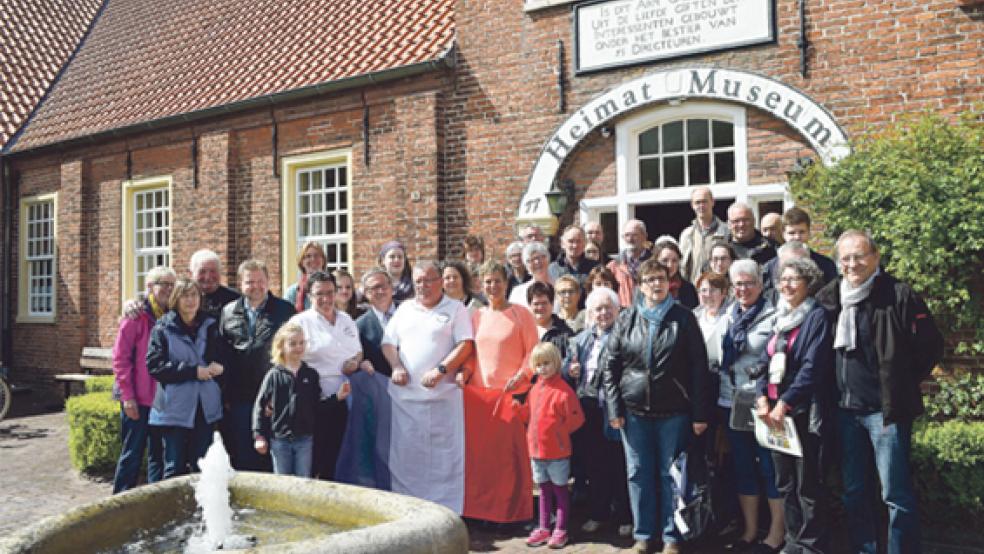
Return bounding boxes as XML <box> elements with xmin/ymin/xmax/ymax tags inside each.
<box><xmin>84</xmin><ymin>375</ymin><xmax>115</xmax><ymax>394</ymax></box>
<box><xmin>912</xmin><ymin>419</ymin><xmax>984</xmax><ymax>528</ymax></box>
<box><xmin>66</xmin><ymin>390</ymin><xmax>120</xmax><ymax>475</ymax></box>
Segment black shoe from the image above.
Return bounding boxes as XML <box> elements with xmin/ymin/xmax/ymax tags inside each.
<box><xmin>724</xmin><ymin>539</ymin><xmax>755</xmax><ymax>552</ymax></box>
<box><xmin>749</xmin><ymin>542</ymin><xmax>784</xmax><ymax>554</ymax></box>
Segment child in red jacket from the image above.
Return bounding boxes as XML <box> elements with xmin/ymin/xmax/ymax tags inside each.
<box><xmin>516</xmin><ymin>342</ymin><xmax>585</xmax><ymax>549</ymax></box>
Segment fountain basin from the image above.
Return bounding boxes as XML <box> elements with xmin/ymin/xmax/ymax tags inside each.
<box><xmin>0</xmin><ymin>472</ymin><xmax>469</xmax><ymax>553</ymax></box>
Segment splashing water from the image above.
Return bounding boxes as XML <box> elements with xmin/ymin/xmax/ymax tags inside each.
<box><xmin>184</xmin><ymin>432</ymin><xmax>254</xmax><ymax>553</ymax></box>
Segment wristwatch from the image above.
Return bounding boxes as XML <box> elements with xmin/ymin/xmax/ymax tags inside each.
<box><xmin>437</xmin><ymin>364</ymin><xmax>448</xmax><ymax>374</ymax></box>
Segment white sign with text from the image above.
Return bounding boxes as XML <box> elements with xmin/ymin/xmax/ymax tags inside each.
<box><xmin>575</xmin><ymin>0</ymin><xmax>774</xmax><ymax>73</ymax></box>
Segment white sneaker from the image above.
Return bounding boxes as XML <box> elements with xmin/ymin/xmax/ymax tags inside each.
<box><xmin>580</xmin><ymin>519</ymin><xmax>602</xmax><ymax>533</ymax></box>
<box><xmin>618</xmin><ymin>524</ymin><xmax>633</xmax><ymax>537</ymax></box>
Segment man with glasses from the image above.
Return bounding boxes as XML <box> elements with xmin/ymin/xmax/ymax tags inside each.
<box><xmin>549</xmin><ymin>225</ymin><xmax>598</xmax><ymax>302</ymax></box>
<box><xmin>816</xmin><ymin>230</ymin><xmax>942</xmax><ymax>554</ymax></box>
<box><xmin>607</xmin><ymin>219</ymin><xmax>652</xmax><ymax>307</ymax></box>
<box><xmin>679</xmin><ymin>186</ymin><xmax>727</xmax><ymax>283</ymax></box>
<box><xmin>726</xmin><ymin>202</ymin><xmax>777</xmax><ymax>265</ymax></box>
<box><xmin>381</xmin><ymin>261</ymin><xmax>474</xmax><ymax>513</ymax></box>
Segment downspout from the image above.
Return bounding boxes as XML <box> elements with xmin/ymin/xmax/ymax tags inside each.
<box><xmin>0</xmin><ymin>156</ymin><xmax>16</xmax><ymax>373</ymax></box>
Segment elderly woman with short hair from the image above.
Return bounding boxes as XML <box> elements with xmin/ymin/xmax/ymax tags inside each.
<box><xmin>756</xmin><ymin>257</ymin><xmax>833</xmax><ymax>554</ymax></box>
<box><xmin>601</xmin><ymin>258</ymin><xmax>712</xmax><ymax>554</ymax></box>
<box><xmin>111</xmin><ymin>266</ymin><xmax>173</xmax><ymax>493</ymax></box>
<box><xmin>504</xmin><ymin>240</ymin><xmax>530</xmax><ymax>296</ymax></box>
<box><xmin>147</xmin><ymin>277</ymin><xmax>224</xmax><ymax>478</ymax></box>
<box><xmin>721</xmin><ymin>259</ymin><xmax>784</xmax><ymax>553</ymax></box>
<box><xmin>508</xmin><ymin>241</ymin><xmax>552</xmax><ymax>307</ymax></box>
<box><xmin>567</xmin><ymin>287</ymin><xmax>631</xmax><ymax>537</ymax></box>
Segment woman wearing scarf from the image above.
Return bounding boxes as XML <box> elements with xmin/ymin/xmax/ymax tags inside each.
<box><xmin>600</xmin><ymin>258</ymin><xmax>711</xmax><ymax>554</ymax></box>
<box><xmin>284</xmin><ymin>241</ymin><xmax>327</xmax><ymax>312</ymax></box>
<box><xmin>654</xmin><ymin>241</ymin><xmax>699</xmax><ymax>309</ymax></box>
<box><xmin>378</xmin><ymin>241</ymin><xmax>414</xmax><ymax>303</ymax></box>
<box><xmin>755</xmin><ymin>257</ymin><xmax>833</xmax><ymax>554</ymax></box>
<box><xmin>720</xmin><ymin>260</ymin><xmax>784</xmax><ymax>553</ymax></box>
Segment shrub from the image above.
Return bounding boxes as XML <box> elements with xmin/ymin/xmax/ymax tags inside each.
<box><xmin>925</xmin><ymin>372</ymin><xmax>984</xmax><ymax>422</ymax></box>
<box><xmin>66</xmin><ymin>391</ymin><xmax>120</xmax><ymax>475</ymax></box>
<box><xmin>912</xmin><ymin>419</ymin><xmax>984</xmax><ymax>527</ymax></box>
<box><xmin>84</xmin><ymin>375</ymin><xmax>115</xmax><ymax>394</ymax></box>
<box><xmin>791</xmin><ymin>110</ymin><xmax>984</xmax><ymax>356</ymax></box>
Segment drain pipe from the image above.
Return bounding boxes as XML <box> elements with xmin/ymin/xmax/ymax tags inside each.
<box><xmin>0</xmin><ymin>156</ymin><xmax>15</xmax><ymax>373</ymax></box>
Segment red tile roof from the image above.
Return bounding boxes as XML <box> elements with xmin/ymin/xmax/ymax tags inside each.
<box><xmin>8</xmin><ymin>0</ymin><xmax>455</xmax><ymax>153</ymax></box>
<box><xmin>0</xmin><ymin>0</ymin><xmax>103</xmax><ymax>150</ymax></box>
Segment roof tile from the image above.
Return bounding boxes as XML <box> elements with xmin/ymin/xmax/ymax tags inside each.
<box><xmin>11</xmin><ymin>0</ymin><xmax>455</xmax><ymax>152</ymax></box>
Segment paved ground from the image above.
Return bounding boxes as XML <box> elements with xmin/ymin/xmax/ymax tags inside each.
<box><xmin>1</xmin><ymin>396</ymin><xmax>981</xmax><ymax>553</ymax></box>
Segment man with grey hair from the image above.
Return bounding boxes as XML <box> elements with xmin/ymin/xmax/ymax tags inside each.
<box><xmin>519</xmin><ymin>224</ymin><xmax>546</xmax><ymax>244</ymax></box>
<box><xmin>679</xmin><ymin>186</ymin><xmax>727</xmax><ymax>283</ymax></box>
<box><xmin>381</xmin><ymin>261</ymin><xmax>474</xmax><ymax>512</ymax></box>
<box><xmin>549</xmin><ymin>225</ymin><xmax>599</xmax><ymax>294</ymax></box>
<box><xmin>726</xmin><ymin>202</ymin><xmax>777</xmax><ymax>265</ymax></box>
<box><xmin>607</xmin><ymin>219</ymin><xmax>651</xmax><ymax>307</ymax></box>
<box><xmin>190</xmin><ymin>248</ymin><xmax>241</xmax><ymax>319</ymax></box>
<box><xmin>584</xmin><ymin>221</ymin><xmax>606</xmax><ymax>257</ymax></box>
<box><xmin>816</xmin><ymin>230</ymin><xmax>942</xmax><ymax>554</ymax></box>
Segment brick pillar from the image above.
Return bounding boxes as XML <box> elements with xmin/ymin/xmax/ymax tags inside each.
<box><xmin>395</xmin><ymin>92</ymin><xmax>441</xmax><ymax>261</ymax></box>
<box><xmin>57</xmin><ymin>159</ymin><xmax>84</xmax><ymax>370</ymax></box>
<box><xmin>171</xmin><ymin>132</ymin><xmax>231</xmax><ymax>278</ymax></box>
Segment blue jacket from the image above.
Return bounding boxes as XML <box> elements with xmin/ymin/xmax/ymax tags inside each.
<box><xmin>147</xmin><ymin>311</ymin><xmax>223</xmax><ymax>428</ymax></box>
<box><xmin>756</xmin><ymin>303</ymin><xmax>834</xmax><ymax>421</ymax></box>
<box><xmin>356</xmin><ymin>308</ymin><xmax>393</xmax><ymax>377</ymax></box>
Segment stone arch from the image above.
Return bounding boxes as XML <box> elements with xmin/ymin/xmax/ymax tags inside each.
<box><xmin>516</xmin><ymin>67</ymin><xmax>850</xmax><ymax>231</ymax></box>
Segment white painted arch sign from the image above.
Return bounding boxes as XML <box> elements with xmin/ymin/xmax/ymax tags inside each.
<box><xmin>517</xmin><ymin>67</ymin><xmax>850</xmax><ymax>226</ymax></box>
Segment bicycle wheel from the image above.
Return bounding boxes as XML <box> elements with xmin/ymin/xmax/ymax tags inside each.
<box><xmin>0</xmin><ymin>377</ymin><xmax>11</xmax><ymax>421</ymax></box>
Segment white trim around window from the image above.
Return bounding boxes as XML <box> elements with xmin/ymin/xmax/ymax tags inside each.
<box><xmin>17</xmin><ymin>192</ymin><xmax>58</xmax><ymax>323</ymax></box>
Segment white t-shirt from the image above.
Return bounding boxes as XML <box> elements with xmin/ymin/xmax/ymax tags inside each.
<box><xmin>382</xmin><ymin>295</ymin><xmax>474</xmax><ymax>400</ymax></box>
<box><xmin>290</xmin><ymin>308</ymin><xmax>362</xmax><ymax>398</ymax></box>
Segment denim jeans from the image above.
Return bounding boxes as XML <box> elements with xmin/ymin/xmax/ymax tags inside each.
<box><xmin>837</xmin><ymin>409</ymin><xmax>920</xmax><ymax>554</ymax></box>
<box><xmin>270</xmin><ymin>435</ymin><xmax>314</xmax><ymax>477</ymax></box>
<box><xmin>112</xmin><ymin>404</ymin><xmax>164</xmax><ymax>493</ymax></box>
<box><xmin>161</xmin><ymin>407</ymin><xmax>214</xmax><ymax>479</ymax></box>
<box><xmin>620</xmin><ymin>412</ymin><xmax>691</xmax><ymax>544</ymax></box>
<box><xmin>723</xmin><ymin>408</ymin><xmax>780</xmax><ymax>499</ymax></box>
<box><xmin>228</xmin><ymin>401</ymin><xmax>269</xmax><ymax>472</ymax></box>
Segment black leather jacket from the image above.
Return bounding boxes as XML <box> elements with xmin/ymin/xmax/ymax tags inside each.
<box><xmin>218</xmin><ymin>293</ymin><xmax>296</xmax><ymax>404</ymax></box>
<box><xmin>601</xmin><ymin>303</ymin><xmax>712</xmax><ymax>422</ymax></box>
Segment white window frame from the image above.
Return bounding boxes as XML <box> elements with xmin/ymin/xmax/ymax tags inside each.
<box><xmin>281</xmin><ymin>149</ymin><xmax>352</xmax><ymax>286</ymax></box>
<box><xmin>17</xmin><ymin>193</ymin><xmax>58</xmax><ymax>323</ymax></box>
<box><xmin>121</xmin><ymin>176</ymin><xmax>172</xmax><ymax>303</ymax></box>
<box><xmin>580</xmin><ymin>101</ymin><xmax>790</xmax><ymax>249</ymax></box>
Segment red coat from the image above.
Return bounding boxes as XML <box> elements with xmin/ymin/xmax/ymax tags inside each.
<box><xmin>518</xmin><ymin>373</ymin><xmax>585</xmax><ymax>460</ymax></box>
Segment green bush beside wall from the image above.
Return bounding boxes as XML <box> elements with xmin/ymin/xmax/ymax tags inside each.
<box><xmin>912</xmin><ymin>419</ymin><xmax>984</xmax><ymax>527</ymax></box>
<box><xmin>66</xmin><ymin>390</ymin><xmax>120</xmax><ymax>475</ymax></box>
<box><xmin>84</xmin><ymin>375</ymin><xmax>115</xmax><ymax>394</ymax></box>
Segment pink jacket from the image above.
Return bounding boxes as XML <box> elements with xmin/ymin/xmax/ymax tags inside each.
<box><xmin>112</xmin><ymin>308</ymin><xmax>157</xmax><ymax>406</ymax></box>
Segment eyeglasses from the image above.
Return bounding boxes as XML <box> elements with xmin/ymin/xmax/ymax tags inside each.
<box><xmin>733</xmin><ymin>281</ymin><xmax>759</xmax><ymax>289</ymax></box>
<box><xmin>779</xmin><ymin>276</ymin><xmax>805</xmax><ymax>285</ymax></box>
<box><xmin>557</xmin><ymin>289</ymin><xmax>579</xmax><ymax>296</ymax></box>
<box><xmin>153</xmin><ymin>281</ymin><xmax>176</xmax><ymax>288</ymax></box>
<box><xmin>641</xmin><ymin>276</ymin><xmax>668</xmax><ymax>285</ymax></box>
<box><xmin>366</xmin><ymin>284</ymin><xmax>391</xmax><ymax>293</ymax></box>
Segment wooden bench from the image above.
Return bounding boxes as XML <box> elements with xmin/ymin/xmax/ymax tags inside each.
<box><xmin>55</xmin><ymin>347</ymin><xmax>113</xmax><ymax>399</ymax></box>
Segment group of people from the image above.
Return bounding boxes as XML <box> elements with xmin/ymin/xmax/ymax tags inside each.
<box><xmin>109</xmin><ymin>184</ymin><xmax>943</xmax><ymax>554</ymax></box>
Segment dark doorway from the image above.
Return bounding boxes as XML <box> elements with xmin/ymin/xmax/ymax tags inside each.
<box><xmin>634</xmin><ymin>199</ymin><xmax>730</xmax><ymax>243</ymax></box>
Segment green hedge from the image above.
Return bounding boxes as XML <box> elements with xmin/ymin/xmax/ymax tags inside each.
<box><xmin>912</xmin><ymin>419</ymin><xmax>984</xmax><ymax>527</ymax></box>
<box><xmin>66</xmin><ymin>390</ymin><xmax>120</xmax><ymax>475</ymax></box>
<box><xmin>84</xmin><ymin>375</ymin><xmax>115</xmax><ymax>394</ymax></box>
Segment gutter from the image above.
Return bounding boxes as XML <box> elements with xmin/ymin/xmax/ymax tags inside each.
<box><xmin>0</xmin><ymin>156</ymin><xmax>16</xmax><ymax>372</ymax></box>
<box><xmin>4</xmin><ymin>44</ymin><xmax>457</xmax><ymax>157</ymax></box>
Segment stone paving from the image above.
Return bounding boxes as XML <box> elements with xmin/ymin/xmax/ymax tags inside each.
<box><xmin>1</xmin><ymin>405</ymin><xmax>980</xmax><ymax>553</ymax></box>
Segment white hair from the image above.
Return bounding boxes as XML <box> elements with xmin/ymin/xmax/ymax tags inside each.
<box><xmin>189</xmin><ymin>249</ymin><xmax>221</xmax><ymax>275</ymax></box>
<box><xmin>585</xmin><ymin>287</ymin><xmax>619</xmax><ymax>311</ymax></box>
<box><xmin>522</xmin><ymin>241</ymin><xmax>550</xmax><ymax>265</ymax></box>
<box><xmin>777</xmin><ymin>240</ymin><xmax>809</xmax><ymax>258</ymax></box>
<box><xmin>727</xmin><ymin>201</ymin><xmax>754</xmax><ymax>218</ymax></box>
<box><xmin>623</xmin><ymin>218</ymin><xmax>647</xmax><ymax>234</ymax></box>
<box><xmin>728</xmin><ymin>259</ymin><xmax>763</xmax><ymax>285</ymax></box>
<box><xmin>145</xmin><ymin>266</ymin><xmax>176</xmax><ymax>288</ymax></box>
<box><xmin>505</xmin><ymin>241</ymin><xmax>525</xmax><ymax>256</ymax></box>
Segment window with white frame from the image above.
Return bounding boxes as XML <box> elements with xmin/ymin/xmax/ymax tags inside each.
<box><xmin>121</xmin><ymin>177</ymin><xmax>171</xmax><ymax>302</ymax></box>
<box><xmin>297</xmin><ymin>164</ymin><xmax>348</xmax><ymax>272</ymax></box>
<box><xmin>282</xmin><ymin>150</ymin><xmax>352</xmax><ymax>285</ymax></box>
<box><xmin>637</xmin><ymin>118</ymin><xmax>736</xmax><ymax>189</ymax></box>
<box><xmin>18</xmin><ymin>194</ymin><xmax>57</xmax><ymax>320</ymax></box>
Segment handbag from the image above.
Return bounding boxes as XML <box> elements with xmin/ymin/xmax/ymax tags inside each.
<box><xmin>671</xmin><ymin>448</ymin><xmax>714</xmax><ymax>540</ymax></box>
<box><xmin>728</xmin><ymin>388</ymin><xmax>758</xmax><ymax>431</ymax></box>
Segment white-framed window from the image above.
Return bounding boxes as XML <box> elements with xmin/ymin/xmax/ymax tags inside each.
<box><xmin>282</xmin><ymin>149</ymin><xmax>352</xmax><ymax>285</ymax></box>
<box><xmin>637</xmin><ymin>118</ymin><xmax>736</xmax><ymax>190</ymax></box>
<box><xmin>122</xmin><ymin>177</ymin><xmax>171</xmax><ymax>302</ymax></box>
<box><xmin>17</xmin><ymin>193</ymin><xmax>57</xmax><ymax>322</ymax></box>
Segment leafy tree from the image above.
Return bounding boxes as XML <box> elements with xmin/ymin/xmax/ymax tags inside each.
<box><xmin>791</xmin><ymin>110</ymin><xmax>984</xmax><ymax>357</ymax></box>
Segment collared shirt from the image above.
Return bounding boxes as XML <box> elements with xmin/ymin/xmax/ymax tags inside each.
<box><xmin>382</xmin><ymin>294</ymin><xmax>474</xmax><ymax>400</ymax></box>
<box><xmin>289</xmin><ymin>308</ymin><xmax>362</xmax><ymax>398</ymax></box>
<box><xmin>371</xmin><ymin>303</ymin><xmax>396</xmax><ymax>328</ymax></box>
<box><xmin>244</xmin><ymin>296</ymin><xmax>267</xmax><ymax>336</ymax></box>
